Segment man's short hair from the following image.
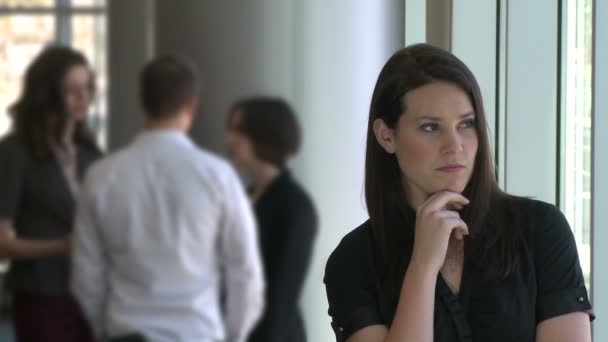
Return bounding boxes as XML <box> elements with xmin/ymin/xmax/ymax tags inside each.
<box><xmin>139</xmin><ymin>55</ymin><xmax>199</xmax><ymax>120</ymax></box>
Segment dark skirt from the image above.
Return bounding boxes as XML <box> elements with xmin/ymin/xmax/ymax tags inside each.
<box><xmin>11</xmin><ymin>292</ymin><xmax>94</xmax><ymax>342</ymax></box>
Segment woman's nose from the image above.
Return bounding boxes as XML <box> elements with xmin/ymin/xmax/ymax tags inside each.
<box><xmin>441</xmin><ymin>129</ymin><xmax>464</xmax><ymax>154</ymax></box>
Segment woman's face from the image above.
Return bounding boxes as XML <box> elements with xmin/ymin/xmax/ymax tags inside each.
<box><xmin>62</xmin><ymin>64</ymin><xmax>93</xmax><ymax>122</ymax></box>
<box><xmin>226</xmin><ymin>110</ymin><xmax>256</xmax><ymax>167</ymax></box>
<box><xmin>374</xmin><ymin>81</ymin><xmax>479</xmax><ymax>208</ymax></box>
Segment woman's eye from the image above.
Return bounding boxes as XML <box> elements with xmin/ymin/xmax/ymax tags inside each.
<box><xmin>461</xmin><ymin>119</ymin><xmax>476</xmax><ymax>128</ymax></box>
<box><xmin>420</xmin><ymin>123</ymin><xmax>438</xmax><ymax>132</ymax></box>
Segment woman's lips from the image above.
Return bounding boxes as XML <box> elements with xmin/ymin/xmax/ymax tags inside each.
<box><xmin>437</xmin><ymin>165</ymin><xmax>465</xmax><ymax>173</ymax></box>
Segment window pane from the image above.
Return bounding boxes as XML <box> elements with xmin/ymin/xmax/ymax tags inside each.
<box><xmin>561</xmin><ymin>0</ymin><xmax>593</xmax><ymax>293</ymax></box>
<box><xmin>71</xmin><ymin>0</ymin><xmax>106</xmax><ymax>6</ymax></box>
<box><xmin>71</xmin><ymin>14</ymin><xmax>107</xmax><ymax>148</ymax></box>
<box><xmin>0</xmin><ymin>15</ymin><xmax>55</xmax><ymax>138</ymax></box>
<box><xmin>0</xmin><ymin>0</ymin><xmax>54</xmax><ymax>7</ymax></box>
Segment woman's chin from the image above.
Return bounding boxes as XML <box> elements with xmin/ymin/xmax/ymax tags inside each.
<box><xmin>434</xmin><ymin>183</ymin><xmax>466</xmax><ymax>194</ymax></box>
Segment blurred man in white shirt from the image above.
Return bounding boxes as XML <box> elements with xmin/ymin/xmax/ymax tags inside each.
<box><xmin>71</xmin><ymin>55</ymin><xmax>265</xmax><ymax>342</ymax></box>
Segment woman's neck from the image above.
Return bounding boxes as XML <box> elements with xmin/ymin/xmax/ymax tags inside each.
<box><xmin>248</xmin><ymin>160</ymin><xmax>281</xmax><ymax>203</ymax></box>
<box><xmin>403</xmin><ymin>180</ymin><xmax>428</xmax><ymax>210</ymax></box>
<box><xmin>61</xmin><ymin>120</ymin><xmax>76</xmax><ymax>149</ymax></box>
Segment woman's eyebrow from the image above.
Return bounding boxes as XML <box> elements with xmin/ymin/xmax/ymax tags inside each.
<box><xmin>414</xmin><ymin>111</ymin><xmax>475</xmax><ymax>121</ymax></box>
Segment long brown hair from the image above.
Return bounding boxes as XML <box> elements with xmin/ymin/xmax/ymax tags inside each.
<box><xmin>364</xmin><ymin>43</ymin><xmax>519</xmax><ymax>303</ymax></box>
<box><xmin>9</xmin><ymin>45</ymin><xmax>99</xmax><ymax>159</ymax></box>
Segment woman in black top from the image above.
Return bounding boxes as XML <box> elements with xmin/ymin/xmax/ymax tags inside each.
<box><xmin>226</xmin><ymin>97</ymin><xmax>318</xmax><ymax>342</ymax></box>
<box><xmin>323</xmin><ymin>44</ymin><xmax>593</xmax><ymax>342</ymax></box>
<box><xmin>0</xmin><ymin>45</ymin><xmax>101</xmax><ymax>341</ymax></box>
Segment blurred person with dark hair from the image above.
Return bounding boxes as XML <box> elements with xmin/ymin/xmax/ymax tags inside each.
<box><xmin>226</xmin><ymin>97</ymin><xmax>318</xmax><ymax>342</ymax></box>
<box><xmin>71</xmin><ymin>55</ymin><xmax>265</xmax><ymax>342</ymax></box>
<box><xmin>0</xmin><ymin>45</ymin><xmax>100</xmax><ymax>341</ymax></box>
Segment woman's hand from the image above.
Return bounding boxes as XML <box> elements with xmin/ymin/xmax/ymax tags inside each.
<box><xmin>410</xmin><ymin>191</ymin><xmax>469</xmax><ymax>274</ymax></box>
<box><xmin>0</xmin><ymin>223</ymin><xmax>16</xmax><ymax>260</ymax></box>
<box><xmin>0</xmin><ymin>218</ymin><xmax>72</xmax><ymax>259</ymax></box>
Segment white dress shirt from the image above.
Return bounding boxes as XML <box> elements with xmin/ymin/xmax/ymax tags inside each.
<box><xmin>71</xmin><ymin>130</ymin><xmax>265</xmax><ymax>342</ymax></box>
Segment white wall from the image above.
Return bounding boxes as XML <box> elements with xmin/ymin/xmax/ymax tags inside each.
<box><xmin>291</xmin><ymin>2</ymin><xmax>403</xmax><ymax>340</ymax></box>
<box><xmin>109</xmin><ymin>1</ymin><xmax>404</xmax><ymax>340</ymax></box>
<box><xmin>107</xmin><ymin>0</ymin><xmax>155</xmax><ymax>150</ymax></box>
<box><xmin>154</xmin><ymin>0</ymin><xmax>297</xmax><ymax>152</ymax></box>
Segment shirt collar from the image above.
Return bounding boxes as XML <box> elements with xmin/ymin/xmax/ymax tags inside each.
<box><xmin>134</xmin><ymin>129</ymin><xmax>193</xmax><ymax>147</ymax></box>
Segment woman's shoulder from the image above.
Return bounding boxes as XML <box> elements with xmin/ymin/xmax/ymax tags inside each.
<box><xmin>506</xmin><ymin>196</ymin><xmax>557</xmax><ymax>214</ymax></box>
<box><xmin>505</xmin><ymin>196</ymin><xmax>564</xmax><ymax>225</ymax></box>
<box><xmin>331</xmin><ymin>220</ymin><xmax>373</xmax><ymax>254</ymax></box>
<box><xmin>274</xmin><ymin>171</ymin><xmax>317</xmax><ymax>213</ymax></box>
<box><xmin>0</xmin><ymin>133</ymin><xmax>29</xmax><ymax>160</ymax></box>
<box><xmin>502</xmin><ymin>196</ymin><xmax>572</xmax><ymax>245</ymax></box>
<box><xmin>324</xmin><ymin>220</ymin><xmax>375</xmax><ymax>280</ymax></box>
<box><xmin>276</xmin><ymin>170</ymin><xmax>310</xmax><ymax>196</ymax></box>
<box><xmin>0</xmin><ymin>133</ymin><xmax>23</xmax><ymax>149</ymax></box>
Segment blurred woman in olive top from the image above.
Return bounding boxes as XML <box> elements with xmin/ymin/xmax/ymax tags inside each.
<box><xmin>0</xmin><ymin>45</ymin><xmax>101</xmax><ymax>342</ymax></box>
<box><xmin>226</xmin><ymin>97</ymin><xmax>318</xmax><ymax>342</ymax></box>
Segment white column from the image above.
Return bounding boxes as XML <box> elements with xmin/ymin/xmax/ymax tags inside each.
<box><xmin>292</xmin><ymin>1</ymin><xmax>403</xmax><ymax>340</ymax></box>
<box><xmin>592</xmin><ymin>0</ymin><xmax>607</xmax><ymax>338</ymax></box>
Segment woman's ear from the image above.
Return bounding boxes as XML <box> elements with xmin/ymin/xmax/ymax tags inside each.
<box><xmin>373</xmin><ymin>118</ymin><xmax>396</xmax><ymax>154</ymax></box>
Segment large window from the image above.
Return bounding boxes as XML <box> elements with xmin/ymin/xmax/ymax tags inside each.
<box><xmin>0</xmin><ymin>0</ymin><xmax>107</xmax><ymax>146</ymax></box>
<box><xmin>560</xmin><ymin>0</ymin><xmax>593</xmax><ymax>292</ymax></box>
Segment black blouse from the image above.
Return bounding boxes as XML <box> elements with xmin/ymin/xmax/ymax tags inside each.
<box><xmin>248</xmin><ymin>170</ymin><xmax>318</xmax><ymax>342</ymax></box>
<box><xmin>0</xmin><ymin>134</ymin><xmax>101</xmax><ymax>295</ymax></box>
<box><xmin>324</xmin><ymin>198</ymin><xmax>593</xmax><ymax>342</ymax></box>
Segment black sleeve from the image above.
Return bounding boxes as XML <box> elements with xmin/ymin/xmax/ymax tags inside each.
<box><xmin>534</xmin><ymin>204</ymin><xmax>594</xmax><ymax>323</ymax></box>
<box><xmin>0</xmin><ymin>138</ymin><xmax>27</xmax><ymax>219</ymax></box>
<box><xmin>324</xmin><ymin>231</ymin><xmax>384</xmax><ymax>342</ymax></box>
<box><xmin>249</xmin><ymin>199</ymin><xmax>318</xmax><ymax>342</ymax></box>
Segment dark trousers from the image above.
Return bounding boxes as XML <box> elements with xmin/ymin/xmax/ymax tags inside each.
<box><xmin>106</xmin><ymin>334</ymin><xmax>147</xmax><ymax>342</ymax></box>
<box><xmin>107</xmin><ymin>334</ymin><xmax>146</xmax><ymax>342</ymax></box>
<box><xmin>11</xmin><ymin>292</ymin><xmax>94</xmax><ymax>342</ymax></box>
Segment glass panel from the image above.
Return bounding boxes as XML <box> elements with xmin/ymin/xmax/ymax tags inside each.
<box><xmin>0</xmin><ymin>0</ymin><xmax>54</xmax><ymax>7</ymax></box>
<box><xmin>71</xmin><ymin>14</ymin><xmax>107</xmax><ymax>148</ymax></box>
<box><xmin>0</xmin><ymin>15</ymin><xmax>55</xmax><ymax>138</ymax></box>
<box><xmin>561</xmin><ymin>0</ymin><xmax>593</xmax><ymax>292</ymax></box>
<box><xmin>71</xmin><ymin>0</ymin><xmax>105</xmax><ymax>6</ymax></box>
